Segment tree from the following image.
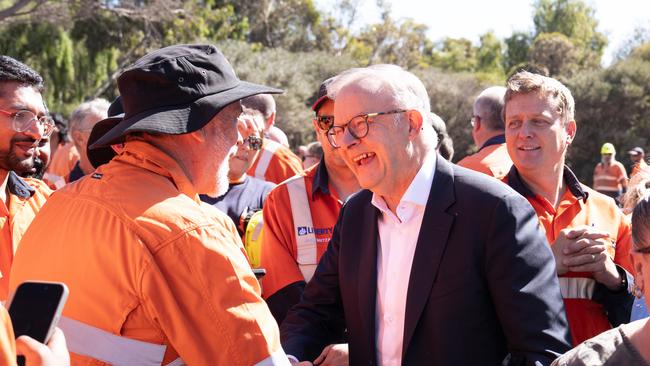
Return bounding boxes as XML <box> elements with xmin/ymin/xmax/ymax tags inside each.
<box><xmin>533</xmin><ymin>0</ymin><xmax>606</xmax><ymax>68</ymax></box>
<box><xmin>503</xmin><ymin>31</ymin><xmax>532</xmax><ymax>73</ymax></box>
<box><xmin>530</xmin><ymin>32</ymin><xmax>580</xmax><ymax>77</ymax></box>
<box><xmin>476</xmin><ymin>31</ymin><xmax>505</xmax><ymax>79</ymax></box>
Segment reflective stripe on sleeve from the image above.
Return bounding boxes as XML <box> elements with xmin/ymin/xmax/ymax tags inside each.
<box><xmin>286</xmin><ymin>176</ymin><xmax>318</xmax><ymax>282</ymax></box>
<box><xmin>558</xmin><ymin>277</ymin><xmax>596</xmax><ymax>299</ymax></box>
<box><xmin>254</xmin><ymin>348</ymin><xmax>292</xmax><ymax>366</ymax></box>
<box><xmin>254</xmin><ymin>141</ymin><xmax>280</xmax><ymax>179</ymax></box>
<box><xmin>59</xmin><ymin>316</ymin><xmax>181</xmax><ymax>366</ymax></box>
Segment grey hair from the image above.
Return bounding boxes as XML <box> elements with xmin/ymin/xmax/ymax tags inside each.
<box><xmin>327</xmin><ymin>64</ymin><xmax>431</xmax><ymax>116</ymax></box>
<box><xmin>474</xmin><ymin>86</ymin><xmax>506</xmax><ymax>131</ymax></box>
<box><xmin>69</xmin><ymin>98</ymin><xmax>110</xmax><ymax>132</ymax></box>
<box><xmin>241</xmin><ymin>94</ymin><xmax>276</xmax><ymax>119</ymax></box>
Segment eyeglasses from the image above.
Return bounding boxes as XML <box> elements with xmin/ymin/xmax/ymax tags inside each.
<box><xmin>326</xmin><ymin>109</ymin><xmax>407</xmax><ymax>148</ymax></box>
<box><xmin>243</xmin><ymin>135</ymin><xmax>263</xmax><ymax>151</ymax></box>
<box><xmin>470</xmin><ymin>115</ymin><xmax>479</xmax><ymax>127</ymax></box>
<box><xmin>314</xmin><ymin>115</ymin><xmax>334</xmax><ymax>131</ymax></box>
<box><xmin>0</xmin><ymin>109</ymin><xmax>55</xmax><ymax>138</ymax></box>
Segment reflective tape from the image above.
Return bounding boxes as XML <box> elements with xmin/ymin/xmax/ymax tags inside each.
<box><xmin>558</xmin><ymin>277</ymin><xmax>595</xmax><ymax>300</ymax></box>
<box><xmin>59</xmin><ymin>316</ymin><xmax>183</xmax><ymax>366</ymax></box>
<box><xmin>254</xmin><ymin>141</ymin><xmax>280</xmax><ymax>179</ymax></box>
<box><xmin>254</xmin><ymin>348</ymin><xmax>292</xmax><ymax>366</ymax></box>
<box><xmin>286</xmin><ymin>176</ymin><xmax>318</xmax><ymax>282</ymax></box>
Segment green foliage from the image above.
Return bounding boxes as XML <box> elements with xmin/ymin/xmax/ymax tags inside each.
<box><xmin>566</xmin><ymin>42</ymin><xmax>650</xmax><ymax>183</ymax></box>
<box><xmin>530</xmin><ymin>32</ymin><xmax>579</xmax><ymax>77</ymax></box>
<box><xmin>533</xmin><ymin>0</ymin><xmax>606</xmax><ymax>71</ymax></box>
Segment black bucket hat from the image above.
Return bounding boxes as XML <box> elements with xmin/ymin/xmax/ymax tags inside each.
<box><xmin>89</xmin><ymin>44</ymin><xmax>282</xmax><ymax>153</ymax></box>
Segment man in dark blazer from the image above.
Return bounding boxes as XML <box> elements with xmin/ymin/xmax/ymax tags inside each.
<box><xmin>281</xmin><ymin>65</ymin><xmax>571</xmax><ymax>366</ymax></box>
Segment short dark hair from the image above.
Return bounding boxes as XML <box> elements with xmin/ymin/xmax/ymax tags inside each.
<box><xmin>0</xmin><ymin>55</ymin><xmax>44</xmax><ymax>92</ymax></box>
<box><xmin>632</xmin><ymin>196</ymin><xmax>650</xmax><ymax>249</ymax></box>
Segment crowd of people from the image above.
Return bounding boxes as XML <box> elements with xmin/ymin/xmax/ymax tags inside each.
<box><xmin>0</xmin><ymin>43</ymin><xmax>649</xmax><ymax>366</ymax></box>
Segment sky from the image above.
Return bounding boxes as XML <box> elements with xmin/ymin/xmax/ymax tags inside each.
<box><xmin>316</xmin><ymin>0</ymin><xmax>650</xmax><ymax>66</ymax></box>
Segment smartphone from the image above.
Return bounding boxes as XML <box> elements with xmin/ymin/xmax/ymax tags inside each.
<box><xmin>7</xmin><ymin>281</ymin><xmax>69</xmax><ymax>344</ymax></box>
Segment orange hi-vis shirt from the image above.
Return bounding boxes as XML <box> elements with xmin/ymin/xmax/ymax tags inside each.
<box><xmin>0</xmin><ymin>306</ymin><xmax>16</xmax><ymax>366</ymax></box>
<box><xmin>457</xmin><ymin>135</ymin><xmax>513</xmax><ymax>180</ymax></box>
<box><xmin>46</xmin><ymin>142</ymin><xmax>79</xmax><ymax>180</ymax></box>
<box><xmin>505</xmin><ymin>166</ymin><xmax>633</xmax><ymax>346</ymax></box>
<box><xmin>0</xmin><ymin>172</ymin><xmax>50</xmax><ymax>300</ymax></box>
<box><xmin>631</xmin><ymin>159</ymin><xmax>648</xmax><ymax>178</ymax></box>
<box><xmin>247</xmin><ymin>139</ymin><xmax>303</xmax><ymax>184</ymax></box>
<box><xmin>9</xmin><ymin>141</ymin><xmax>288</xmax><ymax>366</ymax></box>
<box><xmin>593</xmin><ymin>161</ymin><xmax>628</xmax><ymax>193</ymax></box>
<box><xmin>261</xmin><ymin>162</ymin><xmax>343</xmax><ymax>300</ymax></box>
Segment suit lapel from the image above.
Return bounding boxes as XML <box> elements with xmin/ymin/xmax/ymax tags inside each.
<box><xmin>355</xmin><ymin>192</ymin><xmax>380</xmax><ymax>357</ymax></box>
<box><xmin>402</xmin><ymin>155</ymin><xmax>456</xmax><ymax>358</ymax></box>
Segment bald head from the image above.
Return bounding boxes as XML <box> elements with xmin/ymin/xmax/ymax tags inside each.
<box><xmin>473</xmin><ymin>86</ymin><xmax>506</xmax><ymax>131</ymax></box>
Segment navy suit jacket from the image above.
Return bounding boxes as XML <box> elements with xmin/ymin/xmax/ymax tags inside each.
<box><xmin>280</xmin><ymin>155</ymin><xmax>572</xmax><ymax>365</ymax></box>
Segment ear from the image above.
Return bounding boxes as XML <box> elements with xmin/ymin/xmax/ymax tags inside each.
<box><xmin>407</xmin><ymin>110</ymin><xmax>424</xmax><ymax>139</ymax></box>
<box><xmin>267</xmin><ymin>112</ymin><xmax>276</xmax><ymax>129</ymax></box>
<box><xmin>565</xmin><ymin>119</ymin><xmax>577</xmax><ymax>144</ymax></box>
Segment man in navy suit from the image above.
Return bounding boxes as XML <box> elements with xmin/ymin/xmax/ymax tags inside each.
<box><xmin>282</xmin><ymin>65</ymin><xmax>571</xmax><ymax>366</ymax></box>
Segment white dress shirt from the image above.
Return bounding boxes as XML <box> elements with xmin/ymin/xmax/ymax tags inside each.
<box><xmin>371</xmin><ymin>152</ymin><xmax>436</xmax><ymax>366</ymax></box>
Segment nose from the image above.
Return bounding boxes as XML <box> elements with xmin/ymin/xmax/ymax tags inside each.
<box><xmin>22</xmin><ymin>119</ymin><xmax>45</xmax><ymax>141</ymax></box>
<box><xmin>519</xmin><ymin>120</ymin><xmax>534</xmax><ymax>139</ymax></box>
<box><xmin>339</xmin><ymin>126</ymin><xmax>359</xmax><ymax>150</ymax></box>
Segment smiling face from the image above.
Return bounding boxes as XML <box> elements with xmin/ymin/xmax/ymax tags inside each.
<box><xmin>0</xmin><ymin>82</ymin><xmax>48</xmax><ymax>175</ymax></box>
<box><xmin>332</xmin><ymin>84</ymin><xmax>416</xmax><ymax>198</ymax></box>
<box><xmin>504</xmin><ymin>92</ymin><xmax>576</xmax><ymax>179</ymax></box>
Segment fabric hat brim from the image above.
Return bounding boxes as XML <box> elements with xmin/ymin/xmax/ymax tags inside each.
<box><xmin>90</xmin><ymin>81</ymin><xmax>282</xmax><ymax>149</ymax></box>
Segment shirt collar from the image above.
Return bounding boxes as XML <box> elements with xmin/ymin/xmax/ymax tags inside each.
<box><xmin>506</xmin><ymin>165</ymin><xmax>588</xmax><ymax>202</ymax></box>
<box><xmin>116</xmin><ymin>140</ymin><xmax>201</xmax><ymax>202</ymax></box>
<box><xmin>7</xmin><ymin>171</ymin><xmax>35</xmax><ymax>199</ymax></box>
<box><xmin>371</xmin><ymin>150</ymin><xmax>437</xmax><ymax>217</ymax></box>
<box><xmin>479</xmin><ymin>134</ymin><xmax>505</xmax><ymax>151</ymax></box>
<box><xmin>311</xmin><ymin>159</ymin><xmax>330</xmax><ymax>199</ymax></box>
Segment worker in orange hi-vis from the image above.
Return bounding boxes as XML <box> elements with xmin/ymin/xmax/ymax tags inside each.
<box><xmin>502</xmin><ymin>71</ymin><xmax>636</xmax><ymax>346</ymax></box>
<box><xmin>9</xmin><ymin>44</ymin><xmax>292</xmax><ymax>366</ymax></box>
<box><xmin>593</xmin><ymin>142</ymin><xmax>628</xmax><ymax>202</ymax></box>
<box><xmin>457</xmin><ymin>86</ymin><xmax>512</xmax><ymax>179</ymax></box>
<box><xmin>261</xmin><ymin>77</ymin><xmax>360</xmax><ymax>325</ymax></box>
<box><xmin>628</xmin><ymin>146</ymin><xmax>648</xmax><ymax>178</ymax></box>
<box><xmin>242</xmin><ymin>94</ymin><xmax>303</xmax><ymax>184</ymax></box>
<box><xmin>0</xmin><ymin>56</ymin><xmax>53</xmax><ymax>301</ymax></box>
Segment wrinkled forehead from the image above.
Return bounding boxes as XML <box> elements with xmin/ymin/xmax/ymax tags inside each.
<box><xmin>333</xmin><ymin>82</ymin><xmax>396</xmax><ymax>122</ymax></box>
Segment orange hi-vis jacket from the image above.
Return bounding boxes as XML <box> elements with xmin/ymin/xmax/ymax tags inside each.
<box><xmin>504</xmin><ymin>166</ymin><xmax>633</xmax><ymax>346</ymax></box>
<box><xmin>457</xmin><ymin>135</ymin><xmax>513</xmax><ymax>180</ymax></box>
<box><xmin>0</xmin><ymin>172</ymin><xmax>50</xmax><ymax>300</ymax></box>
<box><xmin>45</xmin><ymin>142</ymin><xmax>79</xmax><ymax>189</ymax></box>
<box><xmin>261</xmin><ymin>162</ymin><xmax>342</xmax><ymax>300</ymax></box>
<box><xmin>0</xmin><ymin>306</ymin><xmax>16</xmax><ymax>366</ymax></box>
<box><xmin>631</xmin><ymin>159</ymin><xmax>648</xmax><ymax>178</ymax></box>
<box><xmin>247</xmin><ymin>139</ymin><xmax>303</xmax><ymax>184</ymax></box>
<box><xmin>9</xmin><ymin>141</ymin><xmax>289</xmax><ymax>366</ymax></box>
<box><xmin>593</xmin><ymin>161</ymin><xmax>628</xmax><ymax>193</ymax></box>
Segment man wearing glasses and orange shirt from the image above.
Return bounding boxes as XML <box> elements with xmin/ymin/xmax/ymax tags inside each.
<box><xmin>261</xmin><ymin>77</ymin><xmax>360</xmax><ymax>327</ymax></box>
<box><xmin>0</xmin><ymin>56</ymin><xmax>53</xmax><ymax>301</ymax></box>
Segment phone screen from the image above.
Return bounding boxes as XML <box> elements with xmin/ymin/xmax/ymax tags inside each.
<box><xmin>8</xmin><ymin>282</ymin><xmax>66</xmax><ymax>343</ymax></box>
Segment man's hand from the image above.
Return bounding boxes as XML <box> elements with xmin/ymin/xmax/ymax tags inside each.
<box><xmin>238</xmin><ymin>113</ymin><xmax>264</xmax><ymax>139</ymax></box>
<box><xmin>15</xmin><ymin>327</ymin><xmax>70</xmax><ymax>366</ymax></box>
<box><xmin>557</xmin><ymin>226</ymin><xmax>622</xmax><ymax>290</ymax></box>
<box><xmin>313</xmin><ymin>343</ymin><xmax>349</xmax><ymax>366</ymax></box>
